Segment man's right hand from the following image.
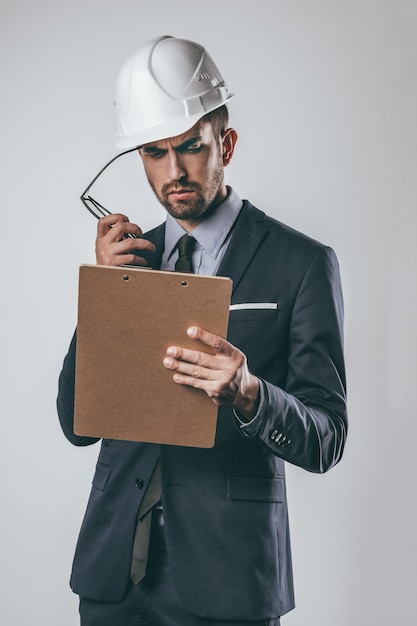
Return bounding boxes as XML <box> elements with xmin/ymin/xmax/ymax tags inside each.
<box><xmin>95</xmin><ymin>213</ymin><xmax>156</xmax><ymax>266</ymax></box>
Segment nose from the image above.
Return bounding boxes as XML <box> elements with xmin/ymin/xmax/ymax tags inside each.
<box><xmin>167</xmin><ymin>150</ymin><xmax>186</xmax><ymax>181</ymax></box>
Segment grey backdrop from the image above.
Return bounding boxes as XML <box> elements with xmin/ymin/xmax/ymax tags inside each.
<box><xmin>1</xmin><ymin>1</ymin><xmax>416</xmax><ymax>624</ymax></box>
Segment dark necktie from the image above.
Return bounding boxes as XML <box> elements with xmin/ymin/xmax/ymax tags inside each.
<box><xmin>174</xmin><ymin>234</ymin><xmax>196</xmax><ymax>273</ymax></box>
<box><xmin>130</xmin><ymin>235</ymin><xmax>196</xmax><ymax>584</ymax></box>
<box><xmin>130</xmin><ymin>460</ymin><xmax>161</xmax><ymax>584</ymax></box>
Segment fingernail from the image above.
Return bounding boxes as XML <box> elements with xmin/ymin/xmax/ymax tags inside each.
<box><xmin>163</xmin><ymin>357</ymin><xmax>173</xmax><ymax>367</ymax></box>
<box><xmin>187</xmin><ymin>326</ymin><xmax>197</xmax><ymax>337</ymax></box>
<box><xmin>166</xmin><ymin>347</ymin><xmax>176</xmax><ymax>356</ymax></box>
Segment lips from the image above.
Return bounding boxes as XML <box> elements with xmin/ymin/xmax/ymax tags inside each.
<box><xmin>168</xmin><ymin>189</ymin><xmax>195</xmax><ymax>200</ymax></box>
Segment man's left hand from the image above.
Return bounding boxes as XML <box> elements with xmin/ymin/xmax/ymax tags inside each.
<box><xmin>163</xmin><ymin>326</ymin><xmax>260</xmax><ymax>421</ymax></box>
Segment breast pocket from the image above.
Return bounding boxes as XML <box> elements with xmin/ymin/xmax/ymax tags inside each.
<box><xmin>228</xmin><ymin>302</ymin><xmax>279</xmax><ymax>322</ymax></box>
<box><xmin>227</xmin><ymin>303</ymin><xmax>285</xmax><ymax>381</ymax></box>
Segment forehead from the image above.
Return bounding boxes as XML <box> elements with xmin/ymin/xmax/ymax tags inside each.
<box><xmin>142</xmin><ymin>119</ymin><xmax>213</xmax><ymax>149</ymax></box>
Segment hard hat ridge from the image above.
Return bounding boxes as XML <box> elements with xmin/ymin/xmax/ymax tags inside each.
<box><xmin>114</xmin><ymin>35</ymin><xmax>233</xmax><ymax>150</ymax></box>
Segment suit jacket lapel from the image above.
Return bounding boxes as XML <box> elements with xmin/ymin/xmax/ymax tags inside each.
<box><xmin>216</xmin><ymin>200</ymin><xmax>268</xmax><ymax>296</ymax></box>
<box><xmin>142</xmin><ymin>223</ymin><xmax>165</xmax><ymax>269</ymax></box>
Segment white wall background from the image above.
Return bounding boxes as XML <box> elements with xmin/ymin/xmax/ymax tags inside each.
<box><xmin>1</xmin><ymin>1</ymin><xmax>416</xmax><ymax>624</ymax></box>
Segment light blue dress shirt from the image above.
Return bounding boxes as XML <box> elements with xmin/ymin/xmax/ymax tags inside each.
<box><xmin>161</xmin><ymin>186</ymin><xmax>242</xmax><ymax>275</ymax></box>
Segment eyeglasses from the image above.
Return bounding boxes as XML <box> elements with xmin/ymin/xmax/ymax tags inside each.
<box><xmin>80</xmin><ymin>146</ymin><xmax>141</xmax><ymax>220</ymax></box>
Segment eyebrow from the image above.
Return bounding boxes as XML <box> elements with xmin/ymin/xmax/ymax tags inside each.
<box><xmin>141</xmin><ymin>135</ymin><xmax>203</xmax><ymax>154</ymax></box>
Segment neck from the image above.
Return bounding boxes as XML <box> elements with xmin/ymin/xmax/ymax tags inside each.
<box><xmin>175</xmin><ymin>184</ymin><xmax>228</xmax><ymax>233</ymax></box>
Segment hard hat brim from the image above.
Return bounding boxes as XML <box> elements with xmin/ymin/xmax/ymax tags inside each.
<box><xmin>115</xmin><ymin>96</ymin><xmax>233</xmax><ymax>150</ymax></box>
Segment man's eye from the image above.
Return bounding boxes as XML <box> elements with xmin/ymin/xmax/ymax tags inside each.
<box><xmin>185</xmin><ymin>144</ymin><xmax>202</xmax><ymax>153</ymax></box>
<box><xmin>142</xmin><ymin>149</ymin><xmax>166</xmax><ymax>159</ymax></box>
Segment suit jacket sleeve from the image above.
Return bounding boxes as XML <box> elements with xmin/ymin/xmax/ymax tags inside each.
<box><xmin>254</xmin><ymin>246</ymin><xmax>347</xmax><ymax>473</ymax></box>
<box><xmin>57</xmin><ymin>330</ymin><xmax>99</xmax><ymax>447</ymax></box>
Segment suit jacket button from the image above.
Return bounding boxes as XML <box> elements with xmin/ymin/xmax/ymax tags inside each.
<box><xmin>135</xmin><ymin>477</ymin><xmax>144</xmax><ymax>489</ymax></box>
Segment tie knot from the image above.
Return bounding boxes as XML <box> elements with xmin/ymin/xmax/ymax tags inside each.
<box><xmin>175</xmin><ymin>235</ymin><xmax>196</xmax><ymax>273</ymax></box>
<box><xmin>177</xmin><ymin>234</ymin><xmax>195</xmax><ymax>256</ymax></box>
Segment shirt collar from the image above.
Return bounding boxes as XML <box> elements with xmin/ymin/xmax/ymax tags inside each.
<box><xmin>164</xmin><ymin>186</ymin><xmax>242</xmax><ymax>261</ymax></box>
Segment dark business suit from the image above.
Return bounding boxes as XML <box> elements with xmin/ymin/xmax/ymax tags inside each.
<box><xmin>57</xmin><ymin>200</ymin><xmax>347</xmax><ymax>621</ymax></box>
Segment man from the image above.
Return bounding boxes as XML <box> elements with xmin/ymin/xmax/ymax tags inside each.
<box><xmin>57</xmin><ymin>35</ymin><xmax>347</xmax><ymax>625</ymax></box>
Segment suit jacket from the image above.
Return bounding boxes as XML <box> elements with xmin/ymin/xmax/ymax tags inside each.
<box><xmin>57</xmin><ymin>200</ymin><xmax>347</xmax><ymax>620</ymax></box>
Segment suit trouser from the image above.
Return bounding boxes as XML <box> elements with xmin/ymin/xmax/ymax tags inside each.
<box><xmin>79</xmin><ymin>524</ymin><xmax>281</xmax><ymax>626</ymax></box>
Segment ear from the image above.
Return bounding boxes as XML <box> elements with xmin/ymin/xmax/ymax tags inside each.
<box><xmin>221</xmin><ymin>128</ymin><xmax>238</xmax><ymax>166</ymax></box>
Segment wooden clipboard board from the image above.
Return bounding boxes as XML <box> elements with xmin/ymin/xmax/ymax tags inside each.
<box><xmin>74</xmin><ymin>264</ymin><xmax>232</xmax><ymax>448</ymax></box>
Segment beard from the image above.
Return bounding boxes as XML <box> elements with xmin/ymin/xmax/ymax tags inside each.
<box><xmin>148</xmin><ymin>164</ymin><xmax>225</xmax><ymax>222</ymax></box>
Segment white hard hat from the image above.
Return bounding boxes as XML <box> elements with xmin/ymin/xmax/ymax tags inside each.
<box><xmin>114</xmin><ymin>35</ymin><xmax>234</xmax><ymax>150</ymax></box>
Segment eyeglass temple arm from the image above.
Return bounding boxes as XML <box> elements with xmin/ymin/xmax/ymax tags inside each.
<box><xmin>80</xmin><ymin>195</ymin><xmax>111</xmax><ymax>218</ymax></box>
<box><xmin>80</xmin><ymin>146</ymin><xmax>141</xmax><ymax>204</ymax></box>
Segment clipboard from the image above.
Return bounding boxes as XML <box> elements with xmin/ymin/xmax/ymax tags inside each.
<box><xmin>74</xmin><ymin>264</ymin><xmax>232</xmax><ymax>448</ymax></box>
